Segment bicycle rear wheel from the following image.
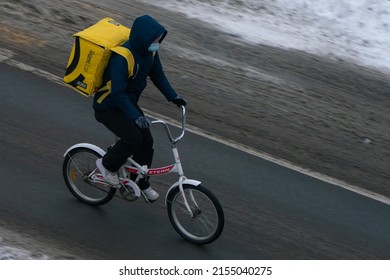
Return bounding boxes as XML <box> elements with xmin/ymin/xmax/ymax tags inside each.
<box><xmin>167</xmin><ymin>184</ymin><xmax>224</xmax><ymax>245</ymax></box>
<box><xmin>63</xmin><ymin>147</ymin><xmax>116</xmax><ymax>206</ymax></box>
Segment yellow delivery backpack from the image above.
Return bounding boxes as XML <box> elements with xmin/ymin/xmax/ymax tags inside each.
<box><xmin>64</xmin><ymin>18</ymin><xmax>134</xmax><ymax>96</ymax></box>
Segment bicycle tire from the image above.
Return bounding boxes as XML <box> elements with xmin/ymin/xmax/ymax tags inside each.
<box><xmin>166</xmin><ymin>184</ymin><xmax>224</xmax><ymax>245</ymax></box>
<box><xmin>63</xmin><ymin>147</ymin><xmax>116</xmax><ymax>206</ymax></box>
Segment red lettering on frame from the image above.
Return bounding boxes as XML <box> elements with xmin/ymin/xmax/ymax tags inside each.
<box><xmin>148</xmin><ymin>165</ymin><xmax>175</xmax><ymax>175</ymax></box>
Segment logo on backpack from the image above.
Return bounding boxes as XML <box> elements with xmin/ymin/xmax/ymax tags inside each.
<box><xmin>76</xmin><ymin>81</ymin><xmax>87</xmax><ymax>89</ymax></box>
<box><xmin>84</xmin><ymin>50</ymin><xmax>95</xmax><ymax>72</ymax></box>
<box><xmin>108</xmin><ymin>19</ymin><xmax>120</xmax><ymax>26</ymax></box>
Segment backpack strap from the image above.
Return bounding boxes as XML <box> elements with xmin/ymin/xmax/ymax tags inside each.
<box><xmin>95</xmin><ymin>47</ymin><xmax>134</xmax><ymax>104</ymax></box>
<box><xmin>111</xmin><ymin>46</ymin><xmax>135</xmax><ymax>77</ymax></box>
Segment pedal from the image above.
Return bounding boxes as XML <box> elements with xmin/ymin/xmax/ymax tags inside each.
<box><xmin>119</xmin><ymin>180</ymin><xmax>141</xmax><ymax>201</ymax></box>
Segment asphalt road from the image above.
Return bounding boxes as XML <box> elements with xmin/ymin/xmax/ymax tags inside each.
<box><xmin>1</xmin><ymin>63</ymin><xmax>390</xmax><ymax>259</ymax></box>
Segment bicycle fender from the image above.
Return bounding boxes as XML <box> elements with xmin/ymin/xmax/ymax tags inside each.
<box><xmin>165</xmin><ymin>179</ymin><xmax>202</xmax><ymax>203</ymax></box>
<box><xmin>63</xmin><ymin>143</ymin><xmax>106</xmax><ymax>157</ymax></box>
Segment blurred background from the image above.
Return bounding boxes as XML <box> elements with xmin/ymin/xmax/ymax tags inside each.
<box><xmin>0</xmin><ymin>0</ymin><xmax>389</xmax><ymax>259</ymax></box>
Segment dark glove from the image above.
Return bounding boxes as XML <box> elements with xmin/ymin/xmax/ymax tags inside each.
<box><xmin>135</xmin><ymin>116</ymin><xmax>151</xmax><ymax>129</ymax></box>
<box><xmin>172</xmin><ymin>96</ymin><xmax>187</xmax><ymax>107</ymax></box>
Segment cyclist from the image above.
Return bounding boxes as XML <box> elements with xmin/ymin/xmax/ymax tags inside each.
<box><xmin>93</xmin><ymin>15</ymin><xmax>187</xmax><ymax>201</ymax></box>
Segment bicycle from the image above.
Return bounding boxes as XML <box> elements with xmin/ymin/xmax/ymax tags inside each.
<box><xmin>62</xmin><ymin>106</ymin><xmax>224</xmax><ymax>245</ymax></box>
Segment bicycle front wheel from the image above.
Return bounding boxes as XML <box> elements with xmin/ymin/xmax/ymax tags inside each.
<box><xmin>167</xmin><ymin>184</ymin><xmax>224</xmax><ymax>245</ymax></box>
<box><xmin>63</xmin><ymin>147</ymin><xmax>116</xmax><ymax>206</ymax></box>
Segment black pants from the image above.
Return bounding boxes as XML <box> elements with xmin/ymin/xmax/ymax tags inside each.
<box><xmin>94</xmin><ymin>108</ymin><xmax>154</xmax><ymax>189</ymax></box>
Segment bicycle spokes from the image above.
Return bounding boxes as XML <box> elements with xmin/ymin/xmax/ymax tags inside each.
<box><xmin>166</xmin><ymin>185</ymin><xmax>224</xmax><ymax>244</ymax></box>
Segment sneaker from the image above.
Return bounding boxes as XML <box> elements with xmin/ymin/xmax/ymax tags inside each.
<box><xmin>142</xmin><ymin>187</ymin><xmax>159</xmax><ymax>201</ymax></box>
<box><xmin>96</xmin><ymin>158</ymin><xmax>120</xmax><ymax>186</ymax></box>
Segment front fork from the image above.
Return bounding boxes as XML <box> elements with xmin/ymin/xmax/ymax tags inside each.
<box><xmin>165</xmin><ymin>177</ymin><xmax>202</xmax><ymax>217</ymax></box>
<box><xmin>172</xmin><ymin>147</ymin><xmax>193</xmax><ymax>216</ymax></box>
<box><xmin>178</xmin><ymin>176</ymin><xmax>193</xmax><ymax>216</ymax></box>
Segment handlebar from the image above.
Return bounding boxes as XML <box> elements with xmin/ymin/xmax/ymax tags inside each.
<box><xmin>151</xmin><ymin>105</ymin><xmax>186</xmax><ymax>146</ymax></box>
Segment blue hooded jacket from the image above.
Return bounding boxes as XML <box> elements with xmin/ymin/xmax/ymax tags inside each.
<box><xmin>93</xmin><ymin>15</ymin><xmax>177</xmax><ymax>121</ymax></box>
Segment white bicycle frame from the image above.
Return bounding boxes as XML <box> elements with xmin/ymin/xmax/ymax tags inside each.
<box><xmin>128</xmin><ymin>107</ymin><xmax>201</xmax><ymax>209</ymax></box>
<box><xmin>65</xmin><ymin>106</ymin><xmax>201</xmax><ymax>213</ymax></box>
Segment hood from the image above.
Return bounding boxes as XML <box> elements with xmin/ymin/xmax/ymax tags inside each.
<box><xmin>129</xmin><ymin>15</ymin><xmax>167</xmax><ymax>56</ymax></box>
